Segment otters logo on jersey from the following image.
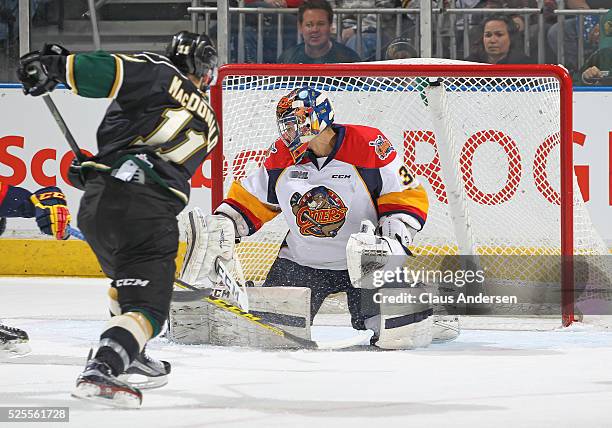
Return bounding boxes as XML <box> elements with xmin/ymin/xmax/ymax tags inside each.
<box><xmin>369</xmin><ymin>135</ymin><xmax>395</xmax><ymax>160</ymax></box>
<box><xmin>290</xmin><ymin>186</ymin><xmax>348</xmax><ymax>238</ymax></box>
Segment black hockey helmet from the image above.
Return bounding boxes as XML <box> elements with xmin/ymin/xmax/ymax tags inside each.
<box><xmin>166</xmin><ymin>31</ymin><xmax>218</xmax><ymax>89</ymax></box>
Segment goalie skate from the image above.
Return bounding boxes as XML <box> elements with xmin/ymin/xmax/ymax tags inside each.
<box><xmin>118</xmin><ymin>349</ymin><xmax>171</xmax><ymax>390</ymax></box>
<box><xmin>0</xmin><ymin>323</ymin><xmax>30</xmax><ymax>357</ymax></box>
<box><xmin>72</xmin><ymin>358</ymin><xmax>142</xmax><ymax>409</ymax></box>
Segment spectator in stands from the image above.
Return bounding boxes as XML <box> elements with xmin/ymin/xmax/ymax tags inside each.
<box><xmin>466</xmin><ymin>14</ymin><xmax>532</xmax><ymax>64</ymax></box>
<box><xmin>581</xmin><ymin>47</ymin><xmax>612</xmax><ymax>83</ymax></box>
<box><xmin>547</xmin><ymin>0</ymin><xmax>611</xmax><ymax>72</ymax></box>
<box><xmin>329</xmin><ymin>0</ymin><xmax>397</xmax><ymax>60</ymax></box>
<box><xmin>243</xmin><ymin>0</ymin><xmax>304</xmax><ymax>63</ymax></box>
<box><xmin>384</xmin><ymin>36</ymin><xmax>418</xmax><ymax>60</ymax></box>
<box><xmin>580</xmin><ymin>9</ymin><xmax>612</xmax><ymax>84</ymax></box>
<box><xmin>277</xmin><ymin>0</ymin><xmax>361</xmax><ymax>63</ymax></box>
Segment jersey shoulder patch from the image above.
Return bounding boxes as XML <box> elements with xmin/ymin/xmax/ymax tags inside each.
<box><xmin>263</xmin><ymin>139</ymin><xmax>296</xmax><ymax>170</ymax></box>
<box><xmin>335</xmin><ymin>124</ymin><xmax>397</xmax><ymax>168</ymax></box>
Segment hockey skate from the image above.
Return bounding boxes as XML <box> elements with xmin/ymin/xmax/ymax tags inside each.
<box><xmin>0</xmin><ymin>323</ymin><xmax>30</xmax><ymax>357</ymax></box>
<box><xmin>118</xmin><ymin>348</ymin><xmax>171</xmax><ymax>390</ymax></box>
<box><xmin>72</xmin><ymin>358</ymin><xmax>142</xmax><ymax>408</ymax></box>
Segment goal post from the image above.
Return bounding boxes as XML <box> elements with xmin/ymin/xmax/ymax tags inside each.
<box><xmin>208</xmin><ymin>61</ymin><xmax>598</xmax><ymax>328</ymax></box>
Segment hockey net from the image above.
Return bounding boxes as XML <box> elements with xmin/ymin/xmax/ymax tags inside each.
<box><xmin>209</xmin><ymin>60</ymin><xmax>612</xmax><ymax>329</ymax></box>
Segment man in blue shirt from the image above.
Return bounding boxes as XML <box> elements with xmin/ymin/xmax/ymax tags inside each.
<box><xmin>277</xmin><ymin>0</ymin><xmax>361</xmax><ymax>63</ymax></box>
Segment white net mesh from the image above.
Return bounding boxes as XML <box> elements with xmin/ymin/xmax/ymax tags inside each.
<box><xmin>213</xmin><ymin>61</ymin><xmax>611</xmax><ymax>324</ymax></box>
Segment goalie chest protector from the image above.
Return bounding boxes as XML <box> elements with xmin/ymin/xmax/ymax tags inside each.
<box><xmin>234</xmin><ymin>123</ymin><xmax>428</xmax><ymax>271</ymax></box>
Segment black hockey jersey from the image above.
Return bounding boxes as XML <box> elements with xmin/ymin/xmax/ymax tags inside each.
<box><xmin>63</xmin><ymin>51</ymin><xmax>218</xmax><ymax>202</ymax></box>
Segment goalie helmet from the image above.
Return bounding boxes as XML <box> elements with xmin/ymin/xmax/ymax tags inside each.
<box><xmin>166</xmin><ymin>31</ymin><xmax>218</xmax><ymax>90</ymax></box>
<box><xmin>276</xmin><ymin>87</ymin><xmax>334</xmax><ymax>163</ymax></box>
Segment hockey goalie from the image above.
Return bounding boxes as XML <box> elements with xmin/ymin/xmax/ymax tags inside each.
<box><xmin>173</xmin><ymin>85</ymin><xmax>458</xmax><ymax>349</ymax></box>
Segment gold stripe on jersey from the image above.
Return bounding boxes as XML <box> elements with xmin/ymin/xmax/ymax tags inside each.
<box><xmin>227</xmin><ymin>181</ymin><xmax>280</xmax><ymax>226</ymax></box>
<box><xmin>377</xmin><ymin>184</ymin><xmax>429</xmax><ymax>216</ymax></box>
<box><xmin>66</xmin><ymin>54</ymin><xmax>78</xmax><ymax>94</ymax></box>
<box><xmin>108</xmin><ymin>54</ymin><xmax>124</xmax><ymax>98</ymax></box>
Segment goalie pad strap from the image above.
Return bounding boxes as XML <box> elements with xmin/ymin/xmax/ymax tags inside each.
<box><xmin>249</xmin><ymin>311</ymin><xmax>308</xmax><ymax>328</ymax></box>
<box><xmin>385</xmin><ymin>308</ymin><xmax>434</xmax><ymax>329</ymax></box>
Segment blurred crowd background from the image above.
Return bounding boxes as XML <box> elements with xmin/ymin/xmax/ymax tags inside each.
<box><xmin>1</xmin><ymin>0</ymin><xmax>611</xmax><ymax>85</ymax></box>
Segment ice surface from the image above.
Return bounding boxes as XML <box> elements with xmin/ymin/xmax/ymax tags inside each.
<box><xmin>1</xmin><ymin>277</ymin><xmax>611</xmax><ymax>427</ymax></box>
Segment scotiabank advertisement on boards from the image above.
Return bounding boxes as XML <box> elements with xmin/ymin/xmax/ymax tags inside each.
<box><xmin>0</xmin><ymin>87</ymin><xmax>611</xmax><ymax>246</ymax></box>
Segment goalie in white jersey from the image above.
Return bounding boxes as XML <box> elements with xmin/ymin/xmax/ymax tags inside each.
<box><xmin>192</xmin><ymin>86</ymin><xmax>437</xmax><ymax>348</ymax></box>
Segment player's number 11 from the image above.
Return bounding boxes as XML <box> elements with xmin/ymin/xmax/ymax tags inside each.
<box><xmin>133</xmin><ymin>108</ymin><xmax>207</xmax><ymax>164</ymax></box>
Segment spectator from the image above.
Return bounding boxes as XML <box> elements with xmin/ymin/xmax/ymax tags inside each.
<box><xmin>277</xmin><ymin>0</ymin><xmax>361</xmax><ymax>63</ymax></box>
<box><xmin>384</xmin><ymin>36</ymin><xmax>418</xmax><ymax>60</ymax></box>
<box><xmin>581</xmin><ymin>47</ymin><xmax>612</xmax><ymax>83</ymax></box>
<box><xmin>547</xmin><ymin>0</ymin><xmax>611</xmax><ymax>72</ymax></box>
<box><xmin>466</xmin><ymin>14</ymin><xmax>532</xmax><ymax>64</ymax></box>
<box><xmin>243</xmin><ymin>0</ymin><xmax>304</xmax><ymax>63</ymax></box>
<box><xmin>329</xmin><ymin>0</ymin><xmax>397</xmax><ymax>60</ymax></box>
<box><xmin>579</xmin><ymin>9</ymin><xmax>612</xmax><ymax>84</ymax></box>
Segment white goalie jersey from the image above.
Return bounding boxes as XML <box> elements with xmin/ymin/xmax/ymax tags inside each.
<box><xmin>216</xmin><ymin>124</ymin><xmax>429</xmax><ymax>270</ymax></box>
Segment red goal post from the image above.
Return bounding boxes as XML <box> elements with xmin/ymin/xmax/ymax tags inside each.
<box><xmin>209</xmin><ymin>62</ymin><xmax>579</xmax><ymax>326</ymax></box>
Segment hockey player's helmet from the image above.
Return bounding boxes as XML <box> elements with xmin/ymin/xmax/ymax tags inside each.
<box><xmin>166</xmin><ymin>31</ymin><xmax>218</xmax><ymax>90</ymax></box>
<box><xmin>276</xmin><ymin>87</ymin><xmax>334</xmax><ymax>163</ymax></box>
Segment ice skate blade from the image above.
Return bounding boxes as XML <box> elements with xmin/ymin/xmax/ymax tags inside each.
<box><xmin>117</xmin><ymin>373</ymin><xmax>168</xmax><ymax>390</ymax></box>
<box><xmin>71</xmin><ymin>382</ymin><xmax>142</xmax><ymax>409</ymax></box>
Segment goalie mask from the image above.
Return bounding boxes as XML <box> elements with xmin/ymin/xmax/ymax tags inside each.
<box><xmin>166</xmin><ymin>31</ymin><xmax>218</xmax><ymax>91</ymax></box>
<box><xmin>276</xmin><ymin>87</ymin><xmax>334</xmax><ymax>164</ymax></box>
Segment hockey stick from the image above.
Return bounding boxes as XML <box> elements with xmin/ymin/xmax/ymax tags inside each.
<box><xmin>214</xmin><ymin>257</ymin><xmax>249</xmax><ymax>312</ymax></box>
<box><xmin>67</xmin><ymin>225</ymin><xmax>85</xmax><ymax>241</ymax></box>
<box><xmin>42</xmin><ymin>94</ymin><xmax>87</xmax><ymax>163</ymax></box>
<box><xmin>180</xmin><ymin>207</ymin><xmax>249</xmax><ymax>311</ymax></box>
<box><xmin>173</xmin><ymin>278</ymin><xmax>372</xmax><ymax>350</ymax></box>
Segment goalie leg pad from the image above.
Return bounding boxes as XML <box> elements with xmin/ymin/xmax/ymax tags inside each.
<box><xmin>169</xmin><ymin>287</ymin><xmax>311</xmax><ymax>349</ymax></box>
<box><xmin>366</xmin><ymin>285</ymin><xmax>434</xmax><ymax>350</ymax></box>
<box><xmin>179</xmin><ymin>208</ymin><xmax>236</xmax><ymax>285</ymax></box>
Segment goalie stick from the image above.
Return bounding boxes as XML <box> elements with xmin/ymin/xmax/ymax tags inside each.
<box><xmin>180</xmin><ymin>207</ymin><xmax>250</xmax><ymax>311</ymax></box>
<box><xmin>173</xmin><ymin>278</ymin><xmax>373</xmax><ymax>350</ymax></box>
<box><xmin>212</xmin><ymin>256</ymin><xmax>249</xmax><ymax>312</ymax></box>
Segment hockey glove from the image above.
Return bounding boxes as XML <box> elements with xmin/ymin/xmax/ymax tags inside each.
<box><xmin>346</xmin><ymin>220</ymin><xmax>408</xmax><ymax>288</ymax></box>
<box><xmin>16</xmin><ymin>44</ymin><xmax>70</xmax><ymax>96</ymax></box>
<box><xmin>68</xmin><ymin>158</ymin><xmax>87</xmax><ymax>190</ymax></box>
<box><xmin>30</xmin><ymin>187</ymin><xmax>71</xmax><ymax>240</ymax></box>
<box><xmin>378</xmin><ymin>213</ymin><xmax>421</xmax><ymax>254</ymax></box>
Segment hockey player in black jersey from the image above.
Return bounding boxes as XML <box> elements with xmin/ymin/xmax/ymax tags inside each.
<box><xmin>17</xmin><ymin>31</ymin><xmax>219</xmax><ymax>408</ymax></box>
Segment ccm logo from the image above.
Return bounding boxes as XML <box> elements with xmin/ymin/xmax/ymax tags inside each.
<box><xmin>116</xmin><ymin>279</ymin><xmax>150</xmax><ymax>287</ymax></box>
<box><xmin>331</xmin><ymin>174</ymin><xmax>351</xmax><ymax>179</ymax></box>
